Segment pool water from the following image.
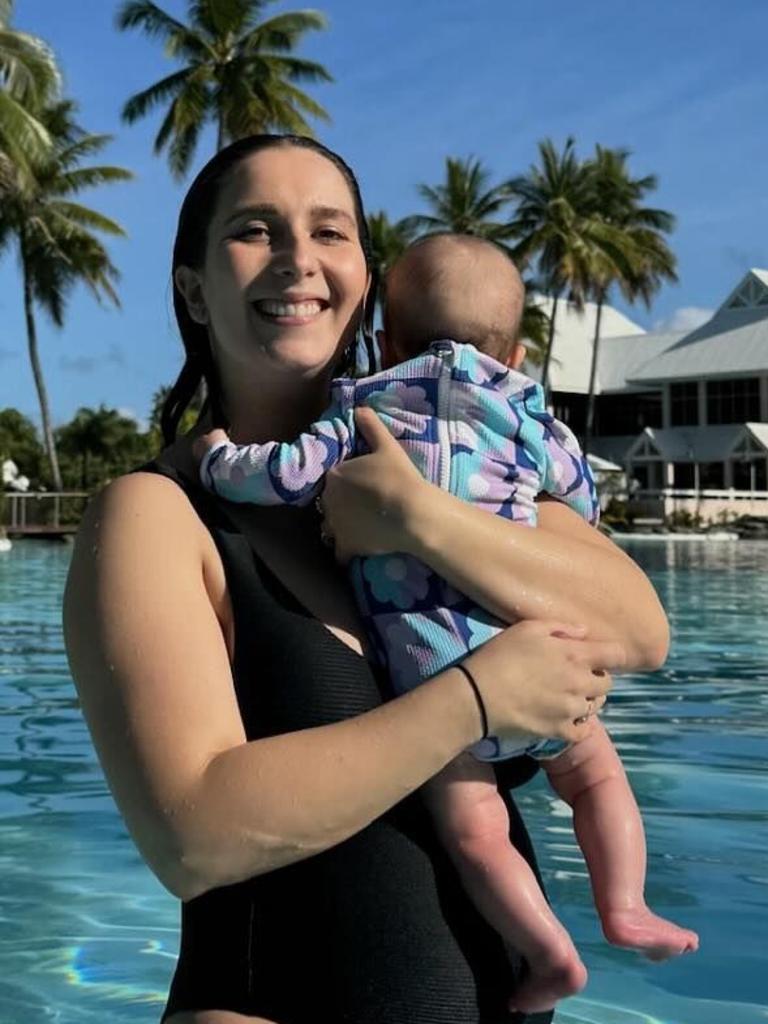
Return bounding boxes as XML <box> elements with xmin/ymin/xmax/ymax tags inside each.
<box><xmin>0</xmin><ymin>539</ymin><xmax>766</xmax><ymax>1023</ymax></box>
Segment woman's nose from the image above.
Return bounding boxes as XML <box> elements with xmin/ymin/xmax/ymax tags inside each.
<box><xmin>271</xmin><ymin>234</ymin><xmax>318</xmax><ymax>279</ymax></box>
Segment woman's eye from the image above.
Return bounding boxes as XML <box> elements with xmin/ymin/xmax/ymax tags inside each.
<box><xmin>236</xmin><ymin>224</ymin><xmax>269</xmax><ymax>240</ymax></box>
<box><xmin>316</xmin><ymin>227</ymin><xmax>346</xmax><ymax>241</ymax></box>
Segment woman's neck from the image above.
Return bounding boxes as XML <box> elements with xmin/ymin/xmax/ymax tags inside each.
<box><xmin>222</xmin><ymin>370</ymin><xmax>335</xmax><ymax>444</ymax></box>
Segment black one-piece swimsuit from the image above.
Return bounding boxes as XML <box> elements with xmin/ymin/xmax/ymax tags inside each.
<box><xmin>142</xmin><ymin>461</ymin><xmax>554</xmax><ymax>1024</ymax></box>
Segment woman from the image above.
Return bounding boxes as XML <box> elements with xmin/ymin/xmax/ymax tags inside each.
<box><xmin>63</xmin><ymin>135</ymin><xmax>667</xmax><ymax>1024</ymax></box>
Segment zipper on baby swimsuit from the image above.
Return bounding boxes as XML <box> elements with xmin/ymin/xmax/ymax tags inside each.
<box><xmin>436</xmin><ymin>344</ymin><xmax>453</xmax><ymax>492</ymax></box>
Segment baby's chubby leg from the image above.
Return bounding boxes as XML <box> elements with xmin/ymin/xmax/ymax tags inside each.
<box><xmin>422</xmin><ymin>752</ymin><xmax>587</xmax><ymax>1013</ymax></box>
<box><xmin>544</xmin><ymin>721</ymin><xmax>699</xmax><ymax>960</ymax></box>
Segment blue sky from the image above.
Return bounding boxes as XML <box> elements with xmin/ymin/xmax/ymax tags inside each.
<box><xmin>2</xmin><ymin>0</ymin><xmax>767</xmax><ymax>428</ymax></box>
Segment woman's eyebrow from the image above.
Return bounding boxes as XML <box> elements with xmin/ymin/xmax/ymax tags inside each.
<box><xmin>311</xmin><ymin>206</ymin><xmax>356</xmax><ymax>228</ymax></box>
<box><xmin>224</xmin><ymin>203</ymin><xmax>279</xmax><ymax>225</ymax></box>
<box><xmin>223</xmin><ymin>204</ymin><xmax>356</xmax><ymax>229</ymax></box>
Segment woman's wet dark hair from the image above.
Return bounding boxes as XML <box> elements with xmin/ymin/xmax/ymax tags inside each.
<box><xmin>161</xmin><ymin>134</ymin><xmax>378</xmax><ymax>445</ymax></box>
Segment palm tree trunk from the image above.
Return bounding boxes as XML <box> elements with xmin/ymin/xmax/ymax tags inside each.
<box><xmin>540</xmin><ymin>292</ymin><xmax>560</xmax><ymax>396</ymax></box>
<box><xmin>584</xmin><ymin>292</ymin><xmax>605</xmax><ymax>455</ymax></box>
<box><xmin>216</xmin><ymin>108</ymin><xmax>225</xmax><ymax>152</ymax></box>
<box><xmin>22</xmin><ymin>247</ymin><xmax>62</xmax><ymax>492</ymax></box>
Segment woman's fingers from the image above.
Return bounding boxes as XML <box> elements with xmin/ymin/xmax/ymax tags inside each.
<box><xmin>354</xmin><ymin>406</ymin><xmax>401</xmax><ymax>454</ymax></box>
<box><xmin>574</xmin><ymin>639</ymin><xmax>626</xmax><ymax>678</ymax></box>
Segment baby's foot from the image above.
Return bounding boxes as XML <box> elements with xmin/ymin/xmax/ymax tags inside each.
<box><xmin>601</xmin><ymin>907</ymin><xmax>699</xmax><ymax>961</ymax></box>
<box><xmin>508</xmin><ymin>930</ymin><xmax>588</xmax><ymax>1014</ymax></box>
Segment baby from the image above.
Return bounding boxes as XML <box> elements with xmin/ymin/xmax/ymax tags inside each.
<box><xmin>193</xmin><ymin>234</ymin><xmax>698</xmax><ymax>1013</ymax></box>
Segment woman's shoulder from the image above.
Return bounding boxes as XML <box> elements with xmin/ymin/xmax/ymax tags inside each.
<box><xmin>75</xmin><ymin>448</ymin><xmax>208</xmax><ymax>563</ymax></box>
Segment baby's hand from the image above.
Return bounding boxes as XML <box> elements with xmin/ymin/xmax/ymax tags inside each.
<box><xmin>192</xmin><ymin>428</ymin><xmax>230</xmax><ymax>465</ymax></box>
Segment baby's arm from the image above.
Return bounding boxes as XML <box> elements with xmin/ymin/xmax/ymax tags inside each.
<box><xmin>518</xmin><ymin>387</ymin><xmax>600</xmax><ymax>526</ymax></box>
<box><xmin>193</xmin><ymin>391</ymin><xmax>355</xmax><ymax>506</ymax></box>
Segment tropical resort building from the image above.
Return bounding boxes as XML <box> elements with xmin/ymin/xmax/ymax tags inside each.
<box><xmin>530</xmin><ymin>269</ymin><xmax>768</xmax><ymax>523</ymax></box>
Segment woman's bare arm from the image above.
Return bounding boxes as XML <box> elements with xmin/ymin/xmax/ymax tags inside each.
<box><xmin>322</xmin><ymin>408</ymin><xmax>669</xmax><ymax>671</ymax></box>
<box><xmin>64</xmin><ymin>472</ymin><xmax>620</xmax><ymax>903</ymax></box>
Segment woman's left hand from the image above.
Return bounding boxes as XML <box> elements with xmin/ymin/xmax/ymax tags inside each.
<box><xmin>320</xmin><ymin>407</ymin><xmax>430</xmax><ymax>564</ymax></box>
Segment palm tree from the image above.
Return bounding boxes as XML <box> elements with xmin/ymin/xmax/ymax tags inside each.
<box><xmin>117</xmin><ymin>0</ymin><xmax>332</xmax><ymax>179</ymax></box>
<box><xmin>57</xmin><ymin>405</ymin><xmax>147</xmax><ymax>489</ymax></box>
<box><xmin>505</xmin><ymin>138</ymin><xmax>597</xmax><ymax>393</ymax></box>
<box><xmin>400</xmin><ymin>156</ymin><xmax>514</xmax><ymax>241</ymax></box>
<box><xmin>0</xmin><ymin>101</ymin><xmax>133</xmax><ymax>490</ymax></box>
<box><xmin>0</xmin><ymin>0</ymin><xmax>60</xmax><ymax>180</ymax></box>
<box><xmin>365</xmin><ymin>210</ymin><xmax>414</xmax><ymax>313</ymax></box>
<box><xmin>581</xmin><ymin>146</ymin><xmax>677</xmax><ymax>452</ymax></box>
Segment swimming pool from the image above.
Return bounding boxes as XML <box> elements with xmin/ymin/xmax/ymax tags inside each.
<box><xmin>0</xmin><ymin>539</ymin><xmax>766</xmax><ymax>1022</ymax></box>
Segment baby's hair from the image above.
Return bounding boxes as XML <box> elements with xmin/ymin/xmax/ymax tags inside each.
<box><xmin>383</xmin><ymin>233</ymin><xmax>524</xmax><ymax>364</ymax></box>
<box><xmin>162</xmin><ymin>134</ymin><xmax>378</xmax><ymax>445</ymax></box>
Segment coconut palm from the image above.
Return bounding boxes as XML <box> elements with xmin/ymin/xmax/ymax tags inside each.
<box><xmin>57</xmin><ymin>405</ymin><xmax>147</xmax><ymax>489</ymax></box>
<box><xmin>399</xmin><ymin>158</ymin><xmax>547</xmax><ymax>359</ymax></box>
<box><xmin>400</xmin><ymin>156</ymin><xmax>514</xmax><ymax>241</ymax></box>
<box><xmin>0</xmin><ymin>0</ymin><xmax>60</xmax><ymax>180</ymax></box>
<box><xmin>365</xmin><ymin>209</ymin><xmax>414</xmax><ymax>314</ymax></box>
<box><xmin>117</xmin><ymin>0</ymin><xmax>332</xmax><ymax>179</ymax></box>
<box><xmin>505</xmin><ymin>138</ymin><xmax>597</xmax><ymax>392</ymax></box>
<box><xmin>581</xmin><ymin>145</ymin><xmax>677</xmax><ymax>452</ymax></box>
<box><xmin>0</xmin><ymin>101</ymin><xmax>133</xmax><ymax>490</ymax></box>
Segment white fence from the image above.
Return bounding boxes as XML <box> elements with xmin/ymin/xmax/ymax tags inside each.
<box><xmin>623</xmin><ymin>488</ymin><xmax>768</xmax><ymax>522</ymax></box>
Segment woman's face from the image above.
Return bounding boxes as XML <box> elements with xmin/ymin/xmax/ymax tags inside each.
<box><xmin>182</xmin><ymin>145</ymin><xmax>369</xmax><ymax>383</ymax></box>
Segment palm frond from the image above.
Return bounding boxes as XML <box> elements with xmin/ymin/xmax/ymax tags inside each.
<box><xmin>53</xmin><ymin>166</ymin><xmax>134</xmax><ymax>196</ymax></box>
<box><xmin>240</xmin><ymin>10</ymin><xmax>329</xmax><ymax>54</ymax></box>
<box><xmin>121</xmin><ymin>66</ymin><xmax>194</xmax><ymax>123</ymax></box>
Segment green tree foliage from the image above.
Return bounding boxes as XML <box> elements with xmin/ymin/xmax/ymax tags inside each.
<box><xmin>506</xmin><ymin>138</ymin><xmax>597</xmax><ymax>391</ymax></box>
<box><xmin>147</xmin><ymin>381</ymin><xmax>204</xmax><ymax>451</ymax></box>
<box><xmin>0</xmin><ymin>0</ymin><xmax>59</xmax><ymax>182</ymax></box>
<box><xmin>117</xmin><ymin>0</ymin><xmax>332</xmax><ymax>179</ymax></box>
<box><xmin>581</xmin><ymin>145</ymin><xmax>677</xmax><ymax>451</ymax></box>
<box><xmin>0</xmin><ymin>100</ymin><xmax>133</xmax><ymax>491</ymax></box>
<box><xmin>56</xmin><ymin>405</ymin><xmax>152</xmax><ymax>490</ymax></box>
<box><xmin>400</xmin><ymin>156</ymin><xmax>514</xmax><ymax>241</ymax></box>
<box><xmin>0</xmin><ymin>406</ymin><xmax>45</xmax><ymax>483</ymax></box>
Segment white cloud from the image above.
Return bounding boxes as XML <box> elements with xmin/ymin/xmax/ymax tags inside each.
<box><xmin>653</xmin><ymin>306</ymin><xmax>714</xmax><ymax>333</ymax></box>
<box><xmin>117</xmin><ymin>406</ymin><xmax>148</xmax><ymax>432</ymax></box>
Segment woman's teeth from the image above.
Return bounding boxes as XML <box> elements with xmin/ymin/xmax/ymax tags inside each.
<box><xmin>255</xmin><ymin>299</ymin><xmax>324</xmax><ymax>317</ymax></box>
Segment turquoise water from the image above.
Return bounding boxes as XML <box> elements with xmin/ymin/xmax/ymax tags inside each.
<box><xmin>0</xmin><ymin>539</ymin><xmax>766</xmax><ymax>1023</ymax></box>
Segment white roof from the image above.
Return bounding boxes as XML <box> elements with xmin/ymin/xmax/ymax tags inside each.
<box><xmin>628</xmin><ymin>306</ymin><xmax>768</xmax><ymax>384</ymax></box>
<box><xmin>590</xmin><ymin>423</ymin><xmax>768</xmax><ymax>464</ymax></box>
<box><xmin>523</xmin><ymin>296</ymin><xmax>645</xmax><ymax>393</ymax></box>
<box><xmin>536</xmin><ymin>270</ymin><xmax>768</xmax><ymax>393</ymax></box>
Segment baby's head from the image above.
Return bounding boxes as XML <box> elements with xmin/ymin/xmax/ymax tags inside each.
<box><xmin>380</xmin><ymin>233</ymin><xmax>527</xmax><ymax>369</ymax></box>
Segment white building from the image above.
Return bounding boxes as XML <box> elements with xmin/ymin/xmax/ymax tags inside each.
<box><xmin>528</xmin><ymin>269</ymin><xmax>768</xmax><ymax>521</ymax></box>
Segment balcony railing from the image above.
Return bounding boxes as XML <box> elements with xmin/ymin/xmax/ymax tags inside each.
<box><xmin>2</xmin><ymin>491</ymin><xmax>90</xmax><ymax>535</ymax></box>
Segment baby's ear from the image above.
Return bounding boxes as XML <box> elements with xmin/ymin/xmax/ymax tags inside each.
<box><xmin>508</xmin><ymin>343</ymin><xmax>527</xmax><ymax>370</ymax></box>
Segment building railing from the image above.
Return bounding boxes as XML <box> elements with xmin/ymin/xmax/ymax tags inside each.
<box><xmin>633</xmin><ymin>488</ymin><xmax>768</xmax><ymax>501</ymax></box>
<box><xmin>3</xmin><ymin>491</ymin><xmax>90</xmax><ymax>533</ymax></box>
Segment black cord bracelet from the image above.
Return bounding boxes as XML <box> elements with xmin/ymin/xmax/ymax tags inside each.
<box><xmin>454</xmin><ymin>663</ymin><xmax>489</xmax><ymax>740</ymax></box>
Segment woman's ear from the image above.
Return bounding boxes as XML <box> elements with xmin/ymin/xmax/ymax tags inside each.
<box><xmin>174</xmin><ymin>265</ymin><xmax>209</xmax><ymax>324</ymax></box>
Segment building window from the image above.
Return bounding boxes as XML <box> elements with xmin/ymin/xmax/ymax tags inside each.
<box><xmin>673</xmin><ymin>463</ymin><xmax>695</xmax><ymax>488</ymax></box>
<box><xmin>699</xmin><ymin>462</ymin><xmax>725</xmax><ymax>489</ymax></box>
<box><xmin>595</xmin><ymin>392</ymin><xmax>662</xmax><ymax>435</ymax></box>
<box><xmin>732</xmin><ymin>459</ymin><xmax>768</xmax><ymax>490</ymax></box>
<box><xmin>670</xmin><ymin>382</ymin><xmax>699</xmax><ymax>426</ymax></box>
<box><xmin>706</xmin><ymin>378</ymin><xmax>760</xmax><ymax>424</ymax></box>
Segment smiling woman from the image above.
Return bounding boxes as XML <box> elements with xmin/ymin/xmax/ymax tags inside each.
<box><xmin>173</xmin><ymin>142</ymin><xmax>373</xmax><ymax>435</ymax></box>
<box><xmin>63</xmin><ymin>133</ymin><xmax>667</xmax><ymax>1024</ymax></box>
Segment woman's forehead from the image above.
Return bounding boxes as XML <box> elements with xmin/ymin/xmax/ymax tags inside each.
<box><xmin>214</xmin><ymin>146</ymin><xmax>358</xmax><ymax>219</ymax></box>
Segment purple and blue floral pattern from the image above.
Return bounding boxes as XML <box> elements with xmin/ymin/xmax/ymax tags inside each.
<box><xmin>200</xmin><ymin>340</ymin><xmax>599</xmax><ymax>761</ymax></box>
